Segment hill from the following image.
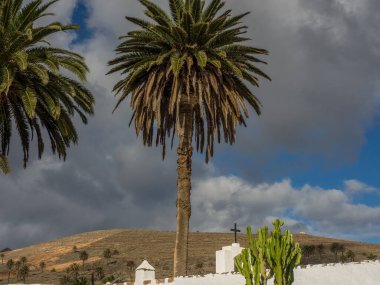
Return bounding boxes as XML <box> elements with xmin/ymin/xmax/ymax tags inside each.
<box><xmin>0</xmin><ymin>229</ymin><xmax>379</xmax><ymax>284</ymax></box>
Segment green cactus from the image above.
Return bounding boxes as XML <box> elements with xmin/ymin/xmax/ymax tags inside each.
<box><xmin>235</xmin><ymin>226</ymin><xmax>273</xmax><ymax>285</ymax></box>
<box><xmin>235</xmin><ymin>220</ymin><xmax>302</xmax><ymax>285</ymax></box>
<box><xmin>235</xmin><ymin>248</ymin><xmax>254</xmax><ymax>285</ymax></box>
<box><xmin>266</xmin><ymin>220</ymin><xmax>302</xmax><ymax>285</ymax></box>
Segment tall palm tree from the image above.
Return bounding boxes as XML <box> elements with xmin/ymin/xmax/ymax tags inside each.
<box><xmin>6</xmin><ymin>259</ymin><xmax>14</xmax><ymax>284</ymax></box>
<box><xmin>108</xmin><ymin>0</ymin><xmax>270</xmax><ymax>276</ymax></box>
<box><xmin>14</xmin><ymin>260</ymin><xmax>21</xmax><ymax>281</ymax></box>
<box><xmin>0</xmin><ymin>0</ymin><xmax>94</xmax><ymax>173</ymax></box>
<box><xmin>18</xmin><ymin>264</ymin><xmax>29</xmax><ymax>284</ymax></box>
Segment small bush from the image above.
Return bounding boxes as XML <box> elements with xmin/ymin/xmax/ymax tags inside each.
<box><xmin>367</xmin><ymin>253</ymin><xmax>377</xmax><ymax>260</ymax></box>
<box><xmin>101</xmin><ymin>275</ymin><xmax>115</xmax><ymax>283</ymax></box>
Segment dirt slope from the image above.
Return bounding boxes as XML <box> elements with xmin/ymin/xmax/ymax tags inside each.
<box><xmin>0</xmin><ymin>229</ymin><xmax>379</xmax><ymax>284</ymax></box>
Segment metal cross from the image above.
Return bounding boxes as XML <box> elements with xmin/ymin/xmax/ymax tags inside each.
<box><xmin>230</xmin><ymin>223</ymin><xmax>241</xmax><ymax>243</ymax></box>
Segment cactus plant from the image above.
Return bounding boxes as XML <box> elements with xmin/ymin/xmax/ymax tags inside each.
<box><xmin>266</xmin><ymin>220</ymin><xmax>302</xmax><ymax>285</ymax></box>
<box><xmin>235</xmin><ymin>220</ymin><xmax>302</xmax><ymax>285</ymax></box>
<box><xmin>235</xmin><ymin>226</ymin><xmax>273</xmax><ymax>285</ymax></box>
<box><xmin>235</xmin><ymin>248</ymin><xmax>254</xmax><ymax>285</ymax></box>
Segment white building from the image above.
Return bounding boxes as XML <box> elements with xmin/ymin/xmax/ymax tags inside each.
<box><xmin>215</xmin><ymin>243</ymin><xmax>244</xmax><ymax>273</ymax></box>
<box><xmin>135</xmin><ymin>260</ymin><xmax>156</xmax><ymax>285</ymax></box>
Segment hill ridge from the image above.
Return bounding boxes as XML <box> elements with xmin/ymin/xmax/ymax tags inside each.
<box><xmin>0</xmin><ymin>229</ymin><xmax>379</xmax><ymax>284</ymax></box>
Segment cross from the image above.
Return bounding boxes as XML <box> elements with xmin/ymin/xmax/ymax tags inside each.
<box><xmin>230</xmin><ymin>223</ymin><xmax>241</xmax><ymax>243</ymax></box>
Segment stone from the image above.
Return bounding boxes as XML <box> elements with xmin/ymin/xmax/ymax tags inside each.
<box><xmin>215</xmin><ymin>243</ymin><xmax>244</xmax><ymax>273</ymax></box>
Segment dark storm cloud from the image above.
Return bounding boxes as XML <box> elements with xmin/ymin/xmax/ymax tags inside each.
<box><xmin>1</xmin><ymin>0</ymin><xmax>380</xmax><ymax>248</ymax></box>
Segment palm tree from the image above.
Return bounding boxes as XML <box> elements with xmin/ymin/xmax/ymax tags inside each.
<box><xmin>0</xmin><ymin>0</ymin><xmax>94</xmax><ymax>174</ymax></box>
<box><xmin>39</xmin><ymin>261</ymin><xmax>46</xmax><ymax>272</ymax></box>
<box><xmin>79</xmin><ymin>250</ymin><xmax>89</xmax><ymax>270</ymax></box>
<box><xmin>346</xmin><ymin>250</ymin><xmax>355</xmax><ymax>262</ymax></box>
<box><xmin>103</xmin><ymin>249</ymin><xmax>112</xmax><ymax>265</ymax></box>
<box><xmin>330</xmin><ymin>243</ymin><xmax>340</xmax><ymax>262</ymax></box>
<box><xmin>20</xmin><ymin>256</ymin><xmax>27</xmax><ymax>265</ymax></box>
<box><xmin>95</xmin><ymin>266</ymin><xmax>104</xmax><ymax>280</ymax></box>
<box><xmin>126</xmin><ymin>260</ymin><xmax>135</xmax><ymax>279</ymax></box>
<box><xmin>67</xmin><ymin>263</ymin><xmax>80</xmax><ymax>278</ymax></box>
<box><xmin>6</xmin><ymin>259</ymin><xmax>14</xmax><ymax>284</ymax></box>
<box><xmin>336</xmin><ymin>243</ymin><xmax>345</xmax><ymax>260</ymax></box>
<box><xmin>108</xmin><ymin>0</ymin><xmax>270</xmax><ymax>276</ymax></box>
<box><xmin>18</xmin><ymin>264</ymin><xmax>29</xmax><ymax>284</ymax></box>
<box><xmin>317</xmin><ymin>244</ymin><xmax>325</xmax><ymax>260</ymax></box>
<box><xmin>15</xmin><ymin>260</ymin><xmax>21</xmax><ymax>281</ymax></box>
<box><xmin>14</xmin><ymin>260</ymin><xmax>21</xmax><ymax>269</ymax></box>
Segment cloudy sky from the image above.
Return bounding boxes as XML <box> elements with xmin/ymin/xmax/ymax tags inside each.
<box><xmin>1</xmin><ymin>0</ymin><xmax>380</xmax><ymax>249</ymax></box>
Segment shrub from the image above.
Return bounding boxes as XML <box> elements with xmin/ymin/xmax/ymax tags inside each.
<box><xmin>330</xmin><ymin>243</ymin><xmax>341</xmax><ymax>262</ymax></box>
<box><xmin>302</xmin><ymin>245</ymin><xmax>316</xmax><ymax>258</ymax></box>
<box><xmin>60</xmin><ymin>275</ymin><xmax>71</xmax><ymax>285</ymax></box>
<box><xmin>95</xmin><ymin>266</ymin><xmax>105</xmax><ymax>280</ymax></box>
<box><xmin>367</xmin><ymin>253</ymin><xmax>377</xmax><ymax>260</ymax></box>
<box><xmin>317</xmin><ymin>244</ymin><xmax>325</xmax><ymax>259</ymax></box>
<box><xmin>101</xmin><ymin>275</ymin><xmax>115</xmax><ymax>284</ymax></box>
<box><xmin>346</xmin><ymin>250</ymin><xmax>355</xmax><ymax>262</ymax></box>
<box><xmin>195</xmin><ymin>261</ymin><xmax>204</xmax><ymax>274</ymax></box>
<box><xmin>70</xmin><ymin>277</ymin><xmax>89</xmax><ymax>285</ymax></box>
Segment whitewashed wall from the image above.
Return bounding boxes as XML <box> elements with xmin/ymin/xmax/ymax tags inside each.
<box><xmin>163</xmin><ymin>261</ymin><xmax>380</xmax><ymax>285</ymax></box>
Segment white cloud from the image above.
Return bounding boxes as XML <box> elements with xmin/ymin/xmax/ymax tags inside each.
<box><xmin>191</xmin><ymin>177</ymin><xmax>380</xmax><ymax>241</ymax></box>
<box><xmin>344</xmin><ymin>179</ymin><xmax>376</xmax><ymax>195</ymax></box>
<box><xmin>3</xmin><ymin>0</ymin><xmax>380</xmax><ymax>248</ymax></box>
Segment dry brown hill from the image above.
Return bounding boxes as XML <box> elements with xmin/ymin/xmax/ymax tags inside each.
<box><xmin>0</xmin><ymin>229</ymin><xmax>379</xmax><ymax>284</ymax></box>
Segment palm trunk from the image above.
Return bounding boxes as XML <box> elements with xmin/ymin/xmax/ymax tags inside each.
<box><xmin>173</xmin><ymin>99</ymin><xmax>194</xmax><ymax>277</ymax></box>
<box><xmin>8</xmin><ymin>271</ymin><xmax>10</xmax><ymax>284</ymax></box>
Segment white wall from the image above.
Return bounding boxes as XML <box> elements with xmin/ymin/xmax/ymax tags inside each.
<box><xmin>215</xmin><ymin>243</ymin><xmax>243</xmax><ymax>273</ymax></box>
<box><xmin>161</xmin><ymin>261</ymin><xmax>380</xmax><ymax>285</ymax></box>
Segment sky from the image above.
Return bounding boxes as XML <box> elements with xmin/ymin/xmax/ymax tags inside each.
<box><xmin>1</xmin><ymin>0</ymin><xmax>380</xmax><ymax>249</ymax></box>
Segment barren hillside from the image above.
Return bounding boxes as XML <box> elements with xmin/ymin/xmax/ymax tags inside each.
<box><xmin>0</xmin><ymin>229</ymin><xmax>379</xmax><ymax>284</ymax></box>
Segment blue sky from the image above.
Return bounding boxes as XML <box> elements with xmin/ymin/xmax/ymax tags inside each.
<box><xmin>64</xmin><ymin>0</ymin><xmax>380</xmax><ymax>243</ymax></box>
<box><xmin>1</xmin><ymin>0</ymin><xmax>380</xmax><ymax>248</ymax></box>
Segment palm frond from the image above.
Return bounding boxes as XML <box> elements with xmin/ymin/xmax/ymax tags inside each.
<box><xmin>0</xmin><ymin>0</ymin><xmax>95</xmax><ymax>173</ymax></box>
<box><xmin>108</xmin><ymin>0</ymin><xmax>270</xmax><ymax>162</ymax></box>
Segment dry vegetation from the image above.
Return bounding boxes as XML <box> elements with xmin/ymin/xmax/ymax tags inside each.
<box><xmin>0</xmin><ymin>229</ymin><xmax>379</xmax><ymax>284</ymax></box>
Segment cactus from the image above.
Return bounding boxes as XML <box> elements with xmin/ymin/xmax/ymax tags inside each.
<box><xmin>235</xmin><ymin>226</ymin><xmax>273</xmax><ymax>285</ymax></box>
<box><xmin>235</xmin><ymin>248</ymin><xmax>254</xmax><ymax>285</ymax></box>
<box><xmin>266</xmin><ymin>220</ymin><xmax>302</xmax><ymax>285</ymax></box>
<box><xmin>235</xmin><ymin>220</ymin><xmax>302</xmax><ymax>285</ymax></box>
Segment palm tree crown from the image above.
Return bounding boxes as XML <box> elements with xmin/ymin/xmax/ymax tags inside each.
<box><xmin>0</xmin><ymin>0</ymin><xmax>95</xmax><ymax>173</ymax></box>
<box><xmin>109</xmin><ymin>0</ymin><xmax>270</xmax><ymax>276</ymax></box>
<box><xmin>108</xmin><ymin>0</ymin><xmax>270</xmax><ymax>161</ymax></box>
